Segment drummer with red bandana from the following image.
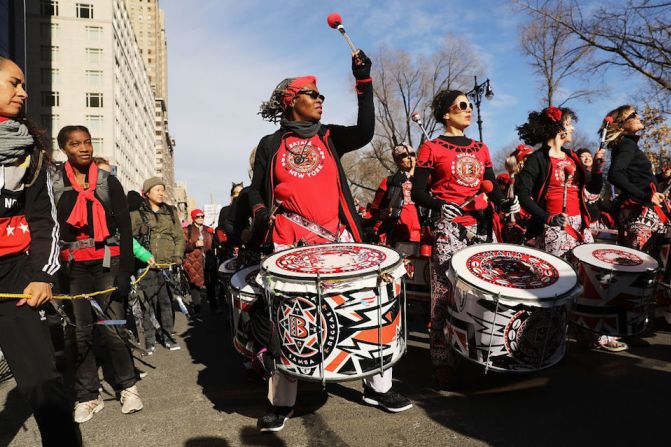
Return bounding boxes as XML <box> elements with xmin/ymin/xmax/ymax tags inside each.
<box><xmin>249</xmin><ymin>51</ymin><xmax>411</xmax><ymax>433</ymax></box>
<box><xmin>411</xmin><ymin>89</ymin><xmax>519</xmax><ymax>388</ymax></box>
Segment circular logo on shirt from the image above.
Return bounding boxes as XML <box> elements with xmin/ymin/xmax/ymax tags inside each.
<box><xmin>553</xmin><ymin>159</ymin><xmax>576</xmax><ymax>184</ymax></box>
<box><xmin>282</xmin><ymin>140</ymin><xmax>325</xmax><ymax>177</ymax></box>
<box><xmin>451</xmin><ymin>153</ymin><xmax>483</xmax><ymax>187</ymax></box>
<box><xmin>466</xmin><ymin>250</ymin><xmax>559</xmax><ymax>289</ymax></box>
<box><xmin>592</xmin><ymin>248</ymin><xmax>643</xmax><ymax>266</ymax></box>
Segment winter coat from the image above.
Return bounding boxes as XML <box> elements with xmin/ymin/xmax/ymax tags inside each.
<box><xmin>130</xmin><ymin>201</ymin><xmax>185</xmax><ymax>264</ymax></box>
<box><xmin>183</xmin><ymin>224</ymin><xmax>213</xmax><ymax>287</ymax></box>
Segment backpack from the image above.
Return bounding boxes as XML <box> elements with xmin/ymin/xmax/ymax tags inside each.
<box><xmin>52</xmin><ymin>165</ymin><xmax>112</xmax><ymax>210</ymax></box>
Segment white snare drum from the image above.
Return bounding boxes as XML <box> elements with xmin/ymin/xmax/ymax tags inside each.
<box><xmin>230</xmin><ymin>265</ymin><xmax>262</xmax><ymax>358</ymax></box>
<box><xmin>394</xmin><ymin>242</ymin><xmax>430</xmax><ymax>303</ymax></box>
<box><xmin>447</xmin><ymin>244</ymin><xmax>580</xmax><ymax>372</ymax></box>
<box><xmin>571</xmin><ymin>243</ymin><xmax>658</xmax><ymax>336</ymax></box>
<box><xmin>260</xmin><ymin>243</ymin><xmax>407</xmax><ymax>382</ymax></box>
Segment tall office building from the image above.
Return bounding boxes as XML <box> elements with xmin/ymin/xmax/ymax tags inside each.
<box><xmin>25</xmin><ymin>0</ymin><xmax>156</xmax><ymax>192</ymax></box>
<box><xmin>126</xmin><ymin>0</ymin><xmax>175</xmax><ymax>202</ymax></box>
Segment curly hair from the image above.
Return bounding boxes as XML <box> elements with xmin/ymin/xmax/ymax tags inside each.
<box><xmin>600</xmin><ymin>104</ymin><xmax>635</xmax><ymax>149</ymax></box>
<box><xmin>431</xmin><ymin>89</ymin><xmax>465</xmax><ymax>125</ymax></box>
<box><xmin>516</xmin><ymin>107</ymin><xmax>577</xmax><ymax>146</ymax></box>
<box><xmin>258</xmin><ymin>78</ymin><xmax>295</xmax><ymax>123</ymax></box>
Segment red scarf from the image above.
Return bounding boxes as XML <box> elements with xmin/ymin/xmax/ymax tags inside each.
<box><xmin>65</xmin><ymin>162</ymin><xmax>110</xmax><ymax>242</ymax></box>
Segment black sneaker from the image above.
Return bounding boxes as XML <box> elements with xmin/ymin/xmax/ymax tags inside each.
<box><xmin>362</xmin><ymin>386</ymin><xmax>412</xmax><ymax>413</ymax></box>
<box><xmin>257</xmin><ymin>406</ymin><xmax>294</xmax><ymax>432</ymax></box>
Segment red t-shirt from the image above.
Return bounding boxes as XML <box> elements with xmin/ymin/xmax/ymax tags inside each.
<box><xmin>272</xmin><ymin>134</ymin><xmax>341</xmax><ymax>245</ymax></box>
<box><xmin>416</xmin><ymin>137</ymin><xmax>493</xmax><ymax>226</ymax></box>
<box><xmin>371</xmin><ymin>175</ymin><xmax>421</xmax><ymax>243</ymax></box>
<box><xmin>545</xmin><ymin>156</ymin><xmax>581</xmax><ymax>216</ymax></box>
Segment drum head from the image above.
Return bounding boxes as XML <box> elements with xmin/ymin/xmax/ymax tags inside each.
<box><xmin>218</xmin><ymin>256</ymin><xmax>237</xmax><ymax>274</ymax></box>
<box><xmin>262</xmin><ymin>243</ymin><xmax>401</xmax><ymax>280</ymax></box>
<box><xmin>572</xmin><ymin>243</ymin><xmax>658</xmax><ymax>273</ymax></box>
<box><xmin>450</xmin><ymin>244</ymin><xmax>577</xmax><ymax>300</ymax></box>
<box><xmin>230</xmin><ymin>265</ymin><xmax>263</xmax><ymax>295</ymax></box>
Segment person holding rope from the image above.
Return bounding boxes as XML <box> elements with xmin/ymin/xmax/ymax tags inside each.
<box><xmin>0</xmin><ymin>55</ymin><xmax>80</xmax><ymax>446</ymax></box>
<box><xmin>130</xmin><ymin>177</ymin><xmax>185</xmax><ymax>353</ymax></box>
<box><xmin>249</xmin><ymin>50</ymin><xmax>411</xmax><ymax>433</ymax></box>
<box><xmin>411</xmin><ymin>89</ymin><xmax>519</xmax><ymax>387</ymax></box>
<box><xmin>515</xmin><ymin>106</ymin><xmax>604</xmax><ymax>258</ymax></box>
<box><xmin>54</xmin><ymin>125</ymin><xmax>143</xmax><ymax>423</ymax></box>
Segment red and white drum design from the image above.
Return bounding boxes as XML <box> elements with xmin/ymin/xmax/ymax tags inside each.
<box><xmin>230</xmin><ymin>265</ymin><xmax>262</xmax><ymax>358</ymax></box>
<box><xmin>447</xmin><ymin>244</ymin><xmax>580</xmax><ymax>372</ymax></box>
<box><xmin>261</xmin><ymin>243</ymin><xmax>407</xmax><ymax>382</ymax></box>
<box><xmin>395</xmin><ymin>242</ymin><xmax>430</xmax><ymax>303</ymax></box>
<box><xmin>571</xmin><ymin>243</ymin><xmax>658</xmax><ymax>336</ymax></box>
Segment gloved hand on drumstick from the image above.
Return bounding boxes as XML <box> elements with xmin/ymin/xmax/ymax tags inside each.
<box><xmin>441</xmin><ymin>202</ymin><xmax>463</xmax><ymax>220</ymax></box>
<box><xmin>547</xmin><ymin>213</ymin><xmax>568</xmax><ymax>227</ymax></box>
<box><xmin>500</xmin><ymin>196</ymin><xmax>521</xmax><ymax>214</ymax></box>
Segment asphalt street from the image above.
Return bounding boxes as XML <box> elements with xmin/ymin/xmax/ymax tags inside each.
<box><xmin>1</xmin><ymin>300</ymin><xmax>670</xmax><ymax>447</ymax></box>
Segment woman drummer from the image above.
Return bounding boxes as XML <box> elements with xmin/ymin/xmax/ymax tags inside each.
<box><xmin>411</xmin><ymin>89</ymin><xmax>519</xmax><ymax>387</ymax></box>
<box><xmin>515</xmin><ymin>106</ymin><xmax>604</xmax><ymax>258</ymax></box>
<box><xmin>605</xmin><ymin>105</ymin><xmax>667</xmax><ymax>253</ymax></box>
<box><xmin>248</xmin><ymin>50</ymin><xmax>411</xmax><ymax>432</ymax></box>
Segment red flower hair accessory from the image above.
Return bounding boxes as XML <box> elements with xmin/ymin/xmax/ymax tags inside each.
<box><xmin>546</xmin><ymin>106</ymin><xmax>562</xmax><ymax>122</ymax></box>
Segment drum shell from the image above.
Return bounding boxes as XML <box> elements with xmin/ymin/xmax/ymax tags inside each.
<box><xmin>395</xmin><ymin>242</ymin><xmax>430</xmax><ymax>303</ymax></box>
<box><xmin>230</xmin><ymin>265</ymin><xmax>262</xmax><ymax>358</ymax></box>
<box><xmin>572</xmin><ymin>262</ymin><xmax>656</xmax><ymax>336</ymax></box>
<box><xmin>270</xmin><ymin>277</ymin><xmax>405</xmax><ymax>382</ymax></box>
<box><xmin>446</xmin><ymin>271</ymin><xmax>575</xmax><ymax>372</ymax></box>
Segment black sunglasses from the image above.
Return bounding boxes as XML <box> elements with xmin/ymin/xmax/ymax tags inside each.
<box><xmin>452</xmin><ymin>101</ymin><xmax>473</xmax><ymax>112</ymax></box>
<box><xmin>623</xmin><ymin>111</ymin><xmax>638</xmax><ymax>121</ymax></box>
<box><xmin>297</xmin><ymin>90</ymin><xmax>325</xmax><ymax>102</ymax></box>
<box><xmin>195</xmin><ymin>214</ymin><xmax>204</xmax><ymax>218</ymax></box>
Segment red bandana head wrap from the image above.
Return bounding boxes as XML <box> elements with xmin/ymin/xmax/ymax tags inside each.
<box><xmin>64</xmin><ymin>161</ymin><xmax>110</xmax><ymax>242</ymax></box>
<box><xmin>282</xmin><ymin>75</ymin><xmax>317</xmax><ymax>107</ymax></box>
<box><xmin>191</xmin><ymin>209</ymin><xmax>204</xmax><ymax>220</ymax></box>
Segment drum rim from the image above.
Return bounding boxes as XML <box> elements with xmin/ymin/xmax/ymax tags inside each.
<box><xmin>572</xmin><ymin>243</ymin><xmax>658</xmax><ymax>272</ymax></box>
<box><xmin>261</xmin><ymin>242</ymin><xmax>403</xmax><ymax>282</ymax></box>
<box><xmin>449</xmin><ymin>243</ymin><xmax>579</xmax><ymax>301</ymax></box>
<box><xmin>230</xmin><ymin>265</ymin><xmax>262</xmax><ymax>293</ymax></box>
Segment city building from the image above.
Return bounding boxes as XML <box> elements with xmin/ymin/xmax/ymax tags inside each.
<box><xmin>25</xmin><ymin>0</ymin><xmax>156</xmax><ymax>192</ymax></box>
<box><xmin>0</xmin><ymin>0</ymin><xmax>26</xmax><ymax>70</ymax></box>
<box><xmin>126</xmin><ymin>0</ymin><xmax>176</xmax><ymax>202</ymax></box>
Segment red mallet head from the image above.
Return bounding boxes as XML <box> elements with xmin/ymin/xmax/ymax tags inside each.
<box><xmin>481</xmin><ymin>180</ymin><xmax>494</xmax><ymax>194</ymax></box>
<box><xmin>327</xmin><ymin>12</ymin><xmax>343</xmax><ymax>29</ymax></box>
<box><xmin>274</xmin><ymin>183</ymin><xmax>293</xmax><ymax>203</ymax></box>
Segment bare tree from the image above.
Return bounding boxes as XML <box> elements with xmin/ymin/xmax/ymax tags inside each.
<box><xmin>345</xmin><ymin>35</ymin><xmax>485</xmax><ymax>202</ymax></box>
<box><xmin>517</xmin><ymin>0</ymin><xmax>595</xmax><ymax>106</ymax></box>
<box><xmin>640</xmin><ymin>106</ymin><xmax>671</xmax><ymax>166</ymax></box>
<box><xmin>516</xmin><ymin>0</ymin><xmax>671</xmax><ymax>112</ymax></box>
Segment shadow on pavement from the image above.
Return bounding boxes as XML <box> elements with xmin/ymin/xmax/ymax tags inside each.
<box><xmin>0</xmin><ymin>386</ymin><xmax>32</xmax><ymax>446</ymax></box>
<box><xmin>184</xmin><ymin>436</ymin><xmax>231</xmax><ymax>447</ymax></box>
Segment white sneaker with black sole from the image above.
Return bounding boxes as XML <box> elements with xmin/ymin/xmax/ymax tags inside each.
<box><xmin>362</xmin><ymin>386</ymin><xmax>413</xmax><ymax>413</ymax></box>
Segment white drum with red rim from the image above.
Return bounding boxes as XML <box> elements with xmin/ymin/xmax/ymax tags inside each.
<box><xmin>261</xmin><ymin>243</ymin><xmax>407</xmax><ymax>382</ymax></box>
<box><xmin>447</xmin><ymin>244</ymin><xmax>580</xmax><ymax>372</ymax></box>
<box><xmin>571</xmin><ymin>243</ymin><xmax>658</xmax><ymax>336</ymax></box>
<box><xmin>230</xmin><ymin>265</ymin><xmax>262</xmax><ymax>358</ymax></box>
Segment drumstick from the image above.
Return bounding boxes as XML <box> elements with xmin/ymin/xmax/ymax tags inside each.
<box><xmin>504</xmin><ymin>155</ymin><xmax>519</xmax><ymax>223</ymax></box>
<box><xmin>327</xmin><ymin>13</ymin><xmax>358</xmax><ymax>53</ymax></box>
<box><xmin>411</xmin><ymin>112</ymin><xmax>432</xmax><ymax>141</ymax></box>
<box><xmin>461</xmin><ymin>180</ymin><xmax>494</xmax><ymax>209</ymax></box>
<box><xmin>562</xmin><ymin>165</ymin><xmax>575</xmax><ymax>214</ymax></box>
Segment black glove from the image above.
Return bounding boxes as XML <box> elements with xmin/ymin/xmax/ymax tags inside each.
<box><xmin>352</xmin><ymin>49</ymin><xmax>372</xmax><ymax>80</ymax></box>
<box><xmin>501</xmin><ymin>196</ymin><xmax>521</xmax><ymax>214</ymax></box>
<box><xmin>172</xmin><ymin>256</ymin><xmax>183</xmax><ymax>266</ymax></box>
<box><xmin>547</xmin><ymin>214</ymin><xmax>567</xmax><ymax>227</ymax></box>
<box><xmin>441</xmin><ymin>202</ymin><xmax>463</xmax><ymax>220</ymax></box>
<box><xmin>115</xmin><ymin>270</ymin><xmax>132</xmax><ymax>298</ymax></box>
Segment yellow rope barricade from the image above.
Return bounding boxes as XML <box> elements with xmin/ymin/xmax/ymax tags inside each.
<box><xmin>0</xmin><ymin>263</ymin><xmax>176</xmax><ymax>300</ymax></box>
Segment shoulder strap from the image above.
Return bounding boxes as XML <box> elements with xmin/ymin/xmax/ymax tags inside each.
<box><xmin>51</xmin><ymin>166</ymin><xmax>71</xmax><ymax>206</ymax></box>
<box><xmin>95</xmin><ymin>170</ymin><xmax>112</xmax><ymax>210</ymax></box>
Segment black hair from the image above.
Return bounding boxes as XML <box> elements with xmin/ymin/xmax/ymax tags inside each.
<box><xmin>516</xmin><ymin>107</ymin><xmax>577</xmax><ymax>146</ymax></box>
<box><xmin>575</xmin><ymin>148</ymin><xmax>592</xmax><ymax>157</ymax></box>
<box><xmin>57</xmin><ymin>125</ymin><xmax>91</xmax><ymax>149</ymax></box>
<box><xmin>431</xmin><ymin>89</ymin><xmax>465</xmax><ymax>125</ymax></box>
<box><xmin>259</xmin><ymin>78</ymin><xmax>295</xmax><ymax>123</ymax></box>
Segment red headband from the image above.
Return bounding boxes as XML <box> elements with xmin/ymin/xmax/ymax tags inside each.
<box><xmin>282</xmin><ymin>76</ymin><xmax>317</xmax><ymax>107</ymax></box>
<box><xmin>191</xmin><ymin>209</ymin><xmax>204</xmax><ymax>220</ymax></box>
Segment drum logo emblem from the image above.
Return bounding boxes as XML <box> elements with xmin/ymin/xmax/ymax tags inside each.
<box><xmin>452</xmin><ymin>154</ymin><xmax>483</xmax><ymax>187</ymax></box>
<box><xmin>276</xmin><ymin>245</ymin><xmax>387</xmax><ymax>274</ymax></box>
<box><xmin>466</xmin><ymin>250</ymin><xmax>559</xmax><ymax>289</ymax></box>
<box><xmin>277</xmin><ymin>296</ymin><xmax>338</xmax><ymax>368</ymax></box>
<box><xmin>592</xmin><ymin>248</ymin><xmax>643</xmax><ymax>266</ymax></box>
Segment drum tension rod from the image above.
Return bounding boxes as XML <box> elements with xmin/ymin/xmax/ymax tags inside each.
<box><xmin>316</xmin><ymin>272</ymin><xmax>326</xmax><ymax>389</ymax></box>
<box><xmin>485</xmin><ymin>292</ymin><xmax>501</xmax><ymax>375</ymax></box>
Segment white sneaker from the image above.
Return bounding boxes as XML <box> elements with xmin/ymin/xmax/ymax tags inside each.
<box><xmin>120</xmin><ymin>385</ymin><xmax>143</xmax><ymax>414</ymax></box>
<box><xmin>74</xmin><ymin>395</ymin><xmax>104</xmax><ymax>423</ymax></box>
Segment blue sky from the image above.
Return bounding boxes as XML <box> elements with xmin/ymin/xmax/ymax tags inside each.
<box><xmin>162</xmin><ymin>0</ymin><xmax>640</xmax><ymax>207</ymax></box>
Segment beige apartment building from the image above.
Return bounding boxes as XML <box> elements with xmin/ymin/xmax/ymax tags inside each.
<box><xmin>25</xmin><ymin>0</ymin><xmax>155</xmax><ymax>192</ymax></box>
<box><xmin>126</xmin><ymin>0</ymin><xmax>176</xmax><ymax>202</ymax></box>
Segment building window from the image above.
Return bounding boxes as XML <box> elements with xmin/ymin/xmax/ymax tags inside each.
<box><xmin>85</xmin><ymin>48</ymin><xmax>103</xmax><ymax>64</ymax></box>
<box><xmin>40</xmin><ymin>114</ymin><xmax>59</xmax><ymax>130</ymax></box>
<box><xmin>40</xmin><ymin>68</ymin><xmax>60</xmax><ymax>84</ymax></box>
<box><xmin>91</xmin><ymin>138</ymin><xmax>103</xmax><ymax>152</ymax></box>
<box><xmin>86</xmin><ymin>93</ymin><xmax>103</xmax><ymax>108</ymax></box>
<box><xmin>76</xmin><ymin>3</ymin><xmax>94</xmax><ymax>19</ymax></box>
<box><xmin>40</xmin><ymin>0</ymin><xmax>59</xmax><ymax>16</ymax></box>
<box><xmin>40</xmin><ymin>22</ymin><xmax>59</xmax><ymax>39</ymax></box>
<box><xmin>40</xmin><ymin>45</ymin><xmax>59</xmax><ymax>61</ymax></box>
<box><xmin>85</xmin><ymin>25</ymin><xmax>103</xmax><ymax>41</ymax></box>
<box><xmin>86</xmin><ymin>115</ymin><xmax>103</xmax><ymax>132</ymax></box>
<box><xmin>41</xmin><ymin>91</ymin><xmax>60</xmax><ymax>107</ymax></box>
<box><xmin>85</xmin><ymin>70</ymin><xmax>103</xmax><ymax>86</ymax></box>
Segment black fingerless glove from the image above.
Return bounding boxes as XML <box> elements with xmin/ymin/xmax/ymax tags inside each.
<box><xmin>352</xmin><ymin>49</ymin><xmax>372</xmax><ymax>80</ymax></box>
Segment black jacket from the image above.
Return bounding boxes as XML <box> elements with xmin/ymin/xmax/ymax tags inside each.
<box><xmin>608</xmin><ymin>134</ymin><xmax>657</xmax><ymax>205</ymax></box>
<box><xmin>515</xmin><ymin>145</ymin><xmax>603</xmax><ymax>238</ymax></box>
<box><xmin>248</xmin><ymin>80</ymin><xmax>374</xmax><ymax>242</ymax></box>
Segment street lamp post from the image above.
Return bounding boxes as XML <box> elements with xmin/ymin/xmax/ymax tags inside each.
<box><xmin>466</xmin><ymin>76</ymin><xmax>494</xmax><ymax>142</ymax></box>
